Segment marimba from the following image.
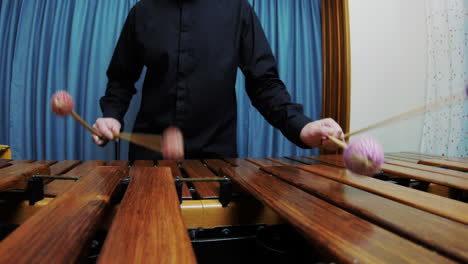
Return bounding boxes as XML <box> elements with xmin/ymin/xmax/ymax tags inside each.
<box><xmin>0</xmin><ymin>153</ymin><xmax>467</xmax><ymax>263</ymax></box>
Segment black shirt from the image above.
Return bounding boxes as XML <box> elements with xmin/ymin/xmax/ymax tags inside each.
<box><xmin>100</xmin><ymin>0</ymin><xmax>311</xmax><ymax>159</ymax></box>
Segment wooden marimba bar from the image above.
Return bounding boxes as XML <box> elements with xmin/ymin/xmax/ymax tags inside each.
<box><xmin>0</xmin><ymin>153</ymin><xmax>467</xmax><ymax>263</ymax></box>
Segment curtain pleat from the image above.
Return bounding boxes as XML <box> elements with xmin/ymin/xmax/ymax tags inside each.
<box><xmin>0</xmin><ymin>0</ymin><xmax>24</xmax><ymax>152</ymax></box>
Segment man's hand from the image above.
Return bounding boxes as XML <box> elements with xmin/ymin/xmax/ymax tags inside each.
<box><xmin>300</xmin><ymin>118</ymin><xmax>344</xmax><ymax>151</ymax></box>
<box><xmin>92</xmin><ymin>118</ymin><xmax>121</xmax><ymax>146</ymax></box>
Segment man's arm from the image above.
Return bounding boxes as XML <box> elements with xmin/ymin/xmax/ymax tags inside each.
<box><xmin>94</xmin><ymin>6</ymin><xmax>143</xmax><ymax>145</ymax></box>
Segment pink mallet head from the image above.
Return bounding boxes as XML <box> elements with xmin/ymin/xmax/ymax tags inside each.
<box><xmin>162</xmin><ymin>126</ymin><xmax>184</xmax><ymax>160</ymax></box>
<box><xmin>344</xmin><ymin>135</ymin><xmax>384</xmax><ymax>176</ymax></box>
<box><xmin>51</xmin><ymin>91</ymin><xmax>74</xmax><ymax>116</ymax></box>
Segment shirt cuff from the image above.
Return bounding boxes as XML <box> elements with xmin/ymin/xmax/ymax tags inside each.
<box><xmin>285</xmin><ymin>114</ymin><xmax>312</xmax><ymax>149</ymax></box>
<box><xmin>102</xmin><ymin>108</ymin><xmax>125</xmax><ymax>129</ymax></box>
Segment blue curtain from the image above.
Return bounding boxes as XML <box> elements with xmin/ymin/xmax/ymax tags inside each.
<box><xmin>237</xmin><ymin>0</ymin><xmax>322</xmax><ymax>158</ymax></box>
<box><xmin>0</xmin><ymin>0</ymin><xmax>138</xmax><ymax>160</ymax></box>
<box><xmin>0</xmin><ymin>0</ymin><xmax>322</xmax><ymax>160</ymax></box>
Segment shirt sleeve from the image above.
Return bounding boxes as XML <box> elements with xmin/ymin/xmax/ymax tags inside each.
<box><xmin>99</xmin><ymin>6</ymin><xmax>143</xmax><ymax>124</ymax></box>
<box><xmin>238</xmin><ymin>1</ymin><xmax>311</xmax><ymax>148</ymax></box>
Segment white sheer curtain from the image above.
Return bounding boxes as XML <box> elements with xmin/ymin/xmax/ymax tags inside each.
<box><xmin>421</xmin><ymin>0</ymin><xmax>467</xmax><ymax>157</ymax></box>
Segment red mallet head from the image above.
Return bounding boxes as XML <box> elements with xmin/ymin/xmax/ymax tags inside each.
<box><xmin>162</xmin><ymin>126</ymin><xmax>184</xmax><ymax>160</ymax></box>
<box><xmin>51</xmin><ymin>91</ymin><xmax>74</xmax><ymax>116</ymax></box>
<box><xmin>344</xmin><ymin>135</ymin><xmax>384</xmax><ymax>176</ymax></box>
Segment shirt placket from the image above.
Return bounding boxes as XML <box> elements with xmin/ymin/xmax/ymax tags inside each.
<box><xmin>175</xmin><ymin>1</ymin><xmax>192</xmax><ymax>127</ymax></box>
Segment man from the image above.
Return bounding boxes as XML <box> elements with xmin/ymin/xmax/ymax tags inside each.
<box><xmin>92</xmin><ymin>0</ymin><xmax>344</xmax><ymax>160</ymax></box>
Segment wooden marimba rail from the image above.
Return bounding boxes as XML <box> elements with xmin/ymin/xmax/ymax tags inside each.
<box><xmin>0</xmin><ymin>153</ymin><xmax>467</xmax><ymax>263</ymax></box>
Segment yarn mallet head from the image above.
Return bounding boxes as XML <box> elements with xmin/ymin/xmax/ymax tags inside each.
<box><xmin>326</xmin><ymin>134</ymin><xmax>384</xmax><ymax>176</ymax></box>
<box><xmin>343</xmin><ymin>135</ymin><xmax>384</xmax><ymax>176</ymax></box>
<box><xmin>51</xmin><ymin>91</ymin><xmax>74</xmax><ymax>116</ymax></box>
<box><xmin>50</xmin><ymin>90</ymin><xmax>103</xmax><ymax>137</ymax></box>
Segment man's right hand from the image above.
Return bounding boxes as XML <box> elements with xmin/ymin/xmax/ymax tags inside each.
<box><xmin>92</xmin><ymin>118</ymin><xmax>121</xmax><ymax>146</ymax></box>
<box><xmin>299</xmin><ymin>118</ymin><xmax>344</xmax><ymax>151</ymax></box>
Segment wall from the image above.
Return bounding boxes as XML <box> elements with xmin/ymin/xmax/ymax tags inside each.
<box><xmin>348</xmin><ymin>0</ymin><xmax>427</xmax><ymax>152</ymax></box>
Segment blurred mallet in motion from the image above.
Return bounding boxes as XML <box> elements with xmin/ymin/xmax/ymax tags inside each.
<box><xmin>116</xmin><ymin>126</ymin><xmax>184</xmax><ymax>160</ymax></box>
<box><xmin>162</xmin><ymin>127</ymin><xmax>184</xmax><ymax>160</ymax></box>
<box><xmin>329</xmin><ymin>88</ymin><xmax>467</xmax><ymax>175</ymax></box>
<box><xmin>344</xmin><ymin>88</ymin><xmax>467</xmax><ymax>139</ymax></box>
<box><xmin>50</xmin><ymin>90</ymin><xmax>183</xmax><ymax>160</ymax></box>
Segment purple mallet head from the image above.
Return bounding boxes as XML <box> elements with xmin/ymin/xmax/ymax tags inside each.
<box><xmin>344</xmin><ymin>135</ymin><xmax>384</xmax><ymax>176</ymax></box>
